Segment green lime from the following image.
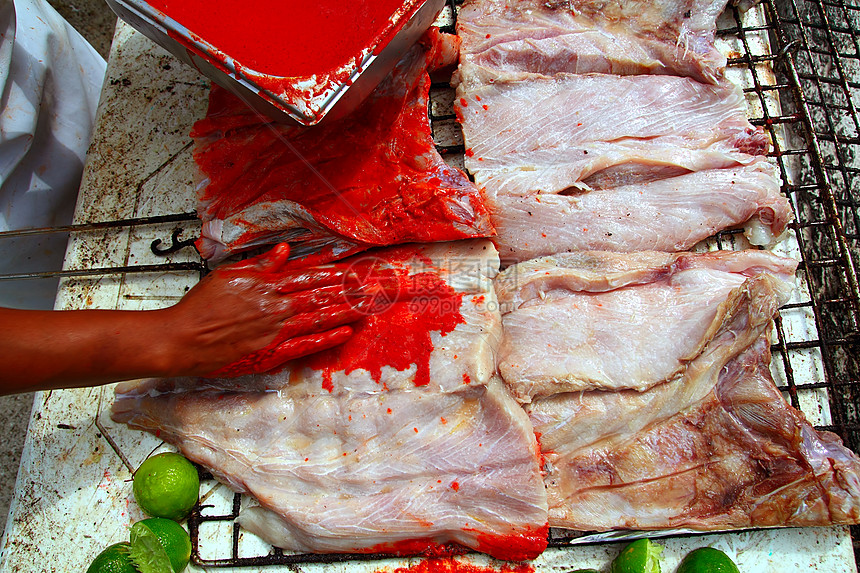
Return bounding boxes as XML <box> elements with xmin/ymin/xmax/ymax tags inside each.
<box><xmin>86</xmin><ymin>542</ymin><xmax>138</xmax><ymax>573</ymax></box>
<box><xmin>130</xmin><ymin>517</ymin><xmax>192</xmax><ymax>573</ymax></box>
<box><xmin>133</xmin><ymin>452</ymin><xmax>199</xmax><ymax>520</ymax></box>
<box><xmin>676</xmin><ymin>547</ymin><xmax>740</xmax><ymax>573</ymax></box>
<box><xmin>610</xmin><ymin>538</ymin><xmax>663</xmax><ymax>573</ymax></box>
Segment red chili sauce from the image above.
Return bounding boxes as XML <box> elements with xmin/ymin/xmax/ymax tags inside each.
<box><xmin>358</xmin><ymin>524</ymin><xmax>548</xmax><ymax>562</ymax></box>
<box><xmin>358</xmin><ymin>526</ymin><xmax>547</xmax><ymax>562</ymax></box>
<box><xmin>190</xmin><ymin>30</ymin><xmax>490</xmax><ymax>255</ymax></box>
<box><xmin>305</xmin><ymin>247</ymin><xmax>465</xmax><ymax>388</ymax></box>
<box><xmin>145</xmin><ymin>0</ymin><xmax>416</xmax><ymax>77</ymax></box>
<box><xmin>471</xmin><ymin>525</ymin><xmax>549</xmax><ymax>562</ymax></box>
<box><xmin>382</xmin><ymin>558</ymin><xmax>535</xmax><ymax>573</ymax></box>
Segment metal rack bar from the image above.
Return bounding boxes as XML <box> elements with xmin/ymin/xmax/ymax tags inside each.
<box><xmin>0</xmin><ymin>213</ymin><xmax>202</xmax><ymax>282</ymax></box>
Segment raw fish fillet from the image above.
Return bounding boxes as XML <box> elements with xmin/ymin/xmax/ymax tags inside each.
<box><xmin>515</xmin><ymin>251</ymin><xmax>860</xmax><ymax>531</ymax></box>
<box><xmin>532</xmin><ymin>338</ymin><xmax>860</xmax><ymax>530</ymax></box>
<box><xmin>111</xmin><ymin>240</ymin><xmax>549</xmax><ymax>561</ymax></box>
<box><xmin>494</xmin><ymin>249</ymin><xmax>797</xmax><ymax>402</ymax></box>
<box><xmin>488</xmin><ymin>160</ymin><xmax>790</xmax><ymax>261</ymax></box>
<box><xmin>192</xmin><ymin>28</ymin><xmax>493</xmax><ymax>264</ymax></box>
<box><xmin>457</xmin><ymin>73</ymin><xmax>767</xmax><ymax>194</ymax></box>
<box><xmin>454</xmin><ymin>72</ymin><xmax>790</xmax><ymax>260</ymax></box>
<box><xmin>455</xmin><ymin>0</ymin><xmax>737</xmax><ymax>86</ymax></box>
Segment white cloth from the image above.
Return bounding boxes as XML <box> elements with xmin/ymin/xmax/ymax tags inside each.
<box><xmin>0</xmin><ymin>0</ymin><xmax>105</xmax><ymax>309</ymax></box>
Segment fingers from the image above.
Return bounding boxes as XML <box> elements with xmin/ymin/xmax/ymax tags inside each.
<box><xmin>217</xmin><ymin>244</ymin><xmax>374</xmax><ymax>295</ymax></box>
<box><xmin>262</xmin><ymin>326</ymin><xmax>354</xmax><ymax>367</ymax></box>
<box><xmin>240</xmin><ymin>325</ymin><xmax>354</xmax><ymax>375</ymax></box>
<box><xmin>285</xmin><ymin>281</ymin><xmax>390</xmax><ymax>314</ymax></box>
<box><xmin>286</xmin><ymin>284</ymin><xmax>357</xmax><ymax>314</ymax></box>
<box><xmin>278</xmin><ymin>268</ymin><xmax>434</xmax><ymax>316</ymax></box>
<box><xmin>204</xmin><ymin>325</ymin><xmax>354</xmax><ymax>378</ymax></box>
<box><xmin>277</xmin><ymin>301</ymin><xmax>367</xmax><ymax>340</ymax></box>
<box><xmin>272</xmin><ymin>267</ymin><xmax>358</xmax><ymax>294</ymax></box>
<box><xmin>253</xmin><ymin>242</ymin><xmax>292</xmax><ymax>272</ymax></box>
<box><xmin>218</xmin><ymin>243</ymin><xmax>292</xmax><ymax>273</ymax></box>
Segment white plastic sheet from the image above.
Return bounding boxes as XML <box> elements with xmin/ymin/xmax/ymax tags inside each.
<box><xmin>0</xmin><ymin>0</ymin><xmax>105</xmax><ymax>309</ymax></box>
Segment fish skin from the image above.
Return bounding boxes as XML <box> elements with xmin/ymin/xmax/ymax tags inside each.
<box><xmin>507</xmin><ymin>251</ymin><xmax>860</xmax><ymax>531</ymax></box>
<box><xmin>495</xmin><ymin>250</ymin><xmax>797</xmax><ymax>401</ymax></box>
<box><xmin>455</xmin><ymin>0</ymin><xmax>735</xmax><ymax>86</ymax></box>
<box><xmin>111</xmin><ymin>240</ymin><xmax>549</xmax><ymax>560</ymax></box>
<box><xmin>193</xmin><ymin>29</ymin><xmax>493</xmax><ymax>265</ymax></box>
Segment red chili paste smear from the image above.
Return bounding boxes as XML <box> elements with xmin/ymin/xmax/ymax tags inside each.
<box><xmin>305</xmin><ymin>247</ymin><xmax>465</xmax><ymax>388</ymax></box>
<box><xmin>358</xmin><ymin>536</ymin><xmax>543</xmax><ymax>563</ymax></box>
<box><xmin>380</xmin><ymin>558</ymin><xmax>535</xmax><ymax>573</ymax></box>
<box><xmin>358</xmin><ymin>539</ymin><xmax>468</xmax><ymax>559</ymax></box>
<box><xmin>146</xmin><ymin>0</ymin><xmax>415</xmax><ymax>77</ymax></box>
<box><xmin>354</xmin><ymin>521</ymin><xmax>548</xmax><ymax>562</ymax></box>
<box><xmin>321</xmin><ymin>370</ymin><xmax>334</xmax><ymax>393</ymax></box>
<box><xmin>191</xmin><ymin>29</ymin><xmax>493</xmax><ymax>263</ymax></box>
<box><xmin>469</xmin><ymin>525</ymin><xmax>550</xmax><ymax>562</ymax></box>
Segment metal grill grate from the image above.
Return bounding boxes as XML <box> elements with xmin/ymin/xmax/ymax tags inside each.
<box><xmin>184</xmin><ymin>0</ymin><xmax>860</xmax><ymax>567</ymax></box>
<box><xmin>767</xmin><ymin>0</ymin><xmax>860</xmax><ymax>442</ymax></box>
<box><xmin>1</xmin><ymin>0</ymin><xmax>858</xmax><ymax>567</ymax></box>
<box><xmin>760</xmin><ymin>0</ymin><xmax>860</xmax><ymax>560</ymax></box>
<box><xmin>0</xmin><ymin>215</ymin><xmax>203</xmax><ymax>289</ymax></box>
<box><xmin>180</xmin><ymin>0</ymin><xmax>860</xmax><ymax>567</ymax></box>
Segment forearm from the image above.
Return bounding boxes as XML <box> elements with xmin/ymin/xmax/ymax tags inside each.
<box><xmin>0</xmin><ymin>245</ymin><xmax>365</xmax><ymax>395</ymax></box>
<box><xmin>0</xmin><ymin>307</ymin><xmax>178</xmax><ymax>394</ymax></box>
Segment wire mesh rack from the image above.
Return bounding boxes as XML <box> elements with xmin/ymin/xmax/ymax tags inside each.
<box><xmin>761</xmin><ymin>0</ymin><xmax>860</xmax><ymax>560</ymax></box>
<box><xmin>1</xmin><ymin>0</ymin><xmax>858</xmax><ymax>568</ymax></box>
<box><xmin>180</xmin><ymin>0</ymin><xmax>860</xmax><ymax>567</ymax></box>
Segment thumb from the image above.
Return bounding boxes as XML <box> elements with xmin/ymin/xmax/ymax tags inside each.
<box><xmin>256</xmin><ymin>243</ymin><xmax>292</xmax><ymax>272</ymax></box>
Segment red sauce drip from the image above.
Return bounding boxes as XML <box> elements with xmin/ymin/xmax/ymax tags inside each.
<box><xmin>384</xmin><ymin>558</ymin><xmax>534</xmax><ymax>573</ymax></box>
<box><xmin>357</xmin><ymin>539</ymin><xmax>468</xmax><ymax>558</ymax></box>
<box><xmin>354</xmin><ymin>521</ymin><xmax>547</xmax><ymax>561</ymax></box>
<box><xmin>469</xmin><ymin>524</ymin><xmax>549</xmax><ymax>562</ymax></box>
<box><xmin>321</xmin><ymin>370</ymin><xmax>334</xmax><ymax>393</ymax></box>
<box><xmin>533</xmin><ymin>432</ymin><xmax>552</xmax><ymax>475</ymax></box>
<box><xmin>147</xmin><ymin>0</ymin><xmax>415</xmax><ymax>77</ymax></box>
<box><xmin>305</xmin><ymin>247</ymin><xmax>465</xmax><ymax>387</ymax></box>
<box><xmin>454</xmin><ymin>105</ymin><xmax>465</xmax><ymax>123</ymax></box>
<box><xmin>450</xmin><ymin>481</ymin><xmax>460</xmax><ymax>491</ymax></box>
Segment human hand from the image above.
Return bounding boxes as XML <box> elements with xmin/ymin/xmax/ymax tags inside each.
<box><xmin>161</xmin><ymin>243</ymin><xmax>366</xmax><ymax>378</ymax></box>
